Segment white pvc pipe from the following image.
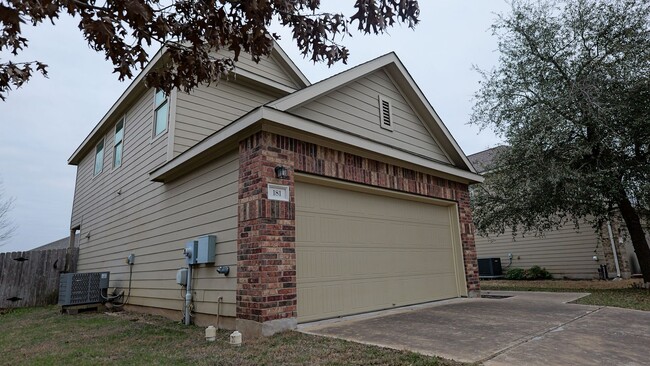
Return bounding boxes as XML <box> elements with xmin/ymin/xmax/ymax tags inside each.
<box><xmin>606</xmin><ymin>221</ymin><xmax>622</xmax><ymax>278</ymax></box>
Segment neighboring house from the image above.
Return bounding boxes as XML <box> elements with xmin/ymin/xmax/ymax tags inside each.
<box><xmin>67</xmin><ymin>43</ymin><xmax>483</xmax><ymax>337</ymax></box>
<box><xmin>469</xmin><ymin>146</ymin><xmax>641</xmax><ymax>279</ymax></box>
<box><xmin>31</xmin><ymin>234</ymin><xmax>80</xmax><ymax>251</ymax></box>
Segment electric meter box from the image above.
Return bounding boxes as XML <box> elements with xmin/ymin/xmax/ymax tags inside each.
<box><xmin>176</xmin><ymin>268</ymin><xmax>188</xmax><ymax>286</ymax></box>
<box><xmin>184</xmin><ymin>240</ymin><xmax>198</xmax><ymax>265</ymax></box>
<box><xmin>196</xmin><ymin>235</ymin><xmax>216</xmax><ymax>264</ymax></box>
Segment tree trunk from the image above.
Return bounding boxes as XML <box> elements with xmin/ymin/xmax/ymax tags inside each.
<box><xmin>618</xmin><ymin>194</ymin><xmax>650</xmax><ymax>284</ymax></box>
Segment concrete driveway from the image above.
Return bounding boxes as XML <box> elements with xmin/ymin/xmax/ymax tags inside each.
<box><xmin>299</xmin><ymin>291</ymin><xmax>650</xmax><ymax>365</ymax></box>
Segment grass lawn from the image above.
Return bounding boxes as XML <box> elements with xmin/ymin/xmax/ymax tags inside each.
<box><xmin>481</xmin><ymin>279</ymin><xmax>650</xmax><ymax>311</ymax></box>
<box><xmin>0</xmin><ymin>306</ymin><xmax>465</xmax><ymax>366</ymax></box>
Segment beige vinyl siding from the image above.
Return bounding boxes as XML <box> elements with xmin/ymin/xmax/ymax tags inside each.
<box><xmin>289</xmin><ymin>69</ymin><xmax>450</xmax><ymax>164</ymax></box>
<box><xmin>214</xmin><ymin>49</ymin><xmax>301</xmax><ymax>89</ymax></box>
<box><xmin>71</xmin><ymin>88</ymin><xmax>239</xmax><ymax>319</ymax></box>
<box><xmin>475</xmin><ymin>222</ymin><xmax>604</xmax><ymax>279</ymax></box>
<box><xmin>173</xmin><ymin>80</ymin><xmax>279</xmax><ymax>156</ymax></box>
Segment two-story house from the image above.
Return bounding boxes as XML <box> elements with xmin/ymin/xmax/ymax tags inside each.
<box><xmin>68</xmin><ymin>43</ymin><xmax>483</xmax><ymax>337</ymax></box>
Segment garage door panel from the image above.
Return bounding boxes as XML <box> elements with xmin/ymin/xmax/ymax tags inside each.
<box><xmin>300</xmin><ymin>247</ymin><xmax>454</xmax><ymax>281</ymax></box>
<box><xmin>298</xmin><ymin>247</ymin><xmax>456</xmax><ymax>280</ymax></box>
<box><xmin>299</xmin><ymin>284</ymin><xmax>344</xmax><ymax>319</ymax></box>
<box><xmin>296</xmin><ymin>181</ymin><xmax>463</xmax><ymax>322</ymax></box>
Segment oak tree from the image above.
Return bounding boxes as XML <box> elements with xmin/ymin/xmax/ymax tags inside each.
<box><xmin>471</xmin><ymin>0</ymin><xmax>650</xmax><ymax>284</ymax></box>
<box><xmin>0</xmin><ymin>0</ymin><xmax>419</xmax><ymax>100</ymax></box>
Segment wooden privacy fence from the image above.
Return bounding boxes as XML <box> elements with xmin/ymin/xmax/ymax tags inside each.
<box><xmin>0</xmin><ymin>248</ymin><xmax>78</xmax><ymax>309</ymax></box>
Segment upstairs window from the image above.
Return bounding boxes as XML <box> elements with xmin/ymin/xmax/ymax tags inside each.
<box><xmin>154</xmin><ymin>89</ymin><xmax>169</xmax><ymax>137</ymax></box>
<box><xmin>378</xmin><ymin>95</ymin><xmax>394</xmax><ymax>131</ymax></box>
<box><xmin>94</xmin><ymin>139</ymin><xmax>104</xmax><ymax>176</ymax></box>
<box><xmin>113</xmin><ymin>118</ymin><xmax>124</xmax><ymax>168</ymax></box>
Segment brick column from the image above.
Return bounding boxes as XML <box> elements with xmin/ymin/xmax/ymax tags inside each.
<box><xmin>456</xmin><ymin>188</ymin><xmax>480</xmax><ymax>297</ymax></box>
<box><xmin>237</xmin><ymin>132</ymin><xmax>297</xmax><ymax>337</ymax></box>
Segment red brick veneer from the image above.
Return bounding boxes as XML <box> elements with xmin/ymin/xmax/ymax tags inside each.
<box><xmin>237</xmin><ymin>132</ymin><xmax>480</xmax><ymax>323</ymax></box>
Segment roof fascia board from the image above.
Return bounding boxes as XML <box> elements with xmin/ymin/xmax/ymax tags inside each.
<box><xmin>69</xmin><ymin>41</ymin><xmax>305</xmax><ymax>166</ymax></box>
<box><xmin>68</xmin><ymin>46</ymin><xmax>167</xmax><ymax>165</ymax></box>
<box><xmin>150</xmin><ymin>106</ymin><xmax>484</xmax><ymax>184</ymax></box>
<box><xmin>267</xmin><ymin>52</ymin><xmax>477</xmax><ymax>174</ymax></box>
<box><xmin>263</xmin><ymin>108</ymin><xmax>483</xmax><ymax>183</ymax></box>
<box><xmin>267</xmin><ymin>53</ymin><xmax>397</xmax><ymax>111</ymax></box>
<box><xmin>386</xmin><ymin>57</ymin><xmax>477</xmax><ymax>173</ymax></box>
<box><xmin>270</xmin><ymin>44</ymin><xmax>311</xmax><ymax>88</ymax></box>
<box><xmin>150</xmin><ymin>107</ymin><xmax>265</xmax><ymax>181</ymax></box>
<box><xmin>232</xmin><ymin>68</ymin><xmax>296</xmax><ymax>94</ymax></box>
<box><xmin>382</xmin><ymin>69</ymin><xmax>455</xmax><ymax>165</ymax></box>
<box><xmin>262</xmin><ymin>122</ymin><xmax>482</xmax><ymax>184</ymax></box>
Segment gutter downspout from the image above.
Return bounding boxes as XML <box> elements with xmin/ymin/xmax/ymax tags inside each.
<box><xmin>606</xmin><ymin>221</ymin><xmax>622</xmax><ymax>279</ymax></box>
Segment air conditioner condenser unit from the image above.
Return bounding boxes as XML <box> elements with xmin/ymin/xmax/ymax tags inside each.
<box><xmin>58</xmin><ymin>272</ymin><xmax>110</xmax><ymax>306</ymax></box>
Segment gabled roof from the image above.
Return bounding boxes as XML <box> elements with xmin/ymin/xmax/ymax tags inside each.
<box><xmin>68</xmin><ymin>41</ymin><xmax>309</xmax><ymax>165</ymax></box>
<box><xmin>467</xmin><ymin>145</ymin><xmax>509</xmax><ymax>174</ymax></box>
<box><xmin>30</xmin><ymin>234</ymin><xmax>80</xmax><ymax>251</ymax></box>
<box><xmin>269</xmin><ymin>42</ymin><xmax>311</xmax><ymax>89</ymax></box>
<box><xmin>149</xmin><ymin>52</ymin><xmax>484</xmax><ymax>184</ymax></box>
<box><xmin>267</xmin><ymin>52</ymin><xmax>477</xmax><ymax>173</ymax></box>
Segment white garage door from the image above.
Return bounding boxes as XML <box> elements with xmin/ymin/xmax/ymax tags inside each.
<box><xmin>296</xmin><ymin>179</ymin><xmax>466</xmax><ymax>322</ymax></box>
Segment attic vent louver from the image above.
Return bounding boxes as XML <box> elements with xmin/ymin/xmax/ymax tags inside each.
<box><xmin>378</xmin><ymin>95</ymin><xmax>394</xmax><ymax>131</ymax></box>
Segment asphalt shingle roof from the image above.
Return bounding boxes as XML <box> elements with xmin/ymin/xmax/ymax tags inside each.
<box><xmin>467</xmin><ymin>145</ymin><xmax>509</xmax><ymax>174</ymax></box>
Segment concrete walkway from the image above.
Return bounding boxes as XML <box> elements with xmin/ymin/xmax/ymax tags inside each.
<box><xmin>299</xmin><ymin>291</ymin><xmax>650</xmax><ymax>365</ymax></box>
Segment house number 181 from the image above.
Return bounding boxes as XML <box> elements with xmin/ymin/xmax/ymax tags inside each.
<box><xmin>267</xmin><ymin>184</ymin><xmax>290</xmax><ymax>202</ymax></box>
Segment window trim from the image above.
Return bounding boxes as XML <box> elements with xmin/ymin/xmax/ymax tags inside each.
<box><xmin>153</xmin><ymin>89</ymin><xmax>169</xmax><ymax>138</ymax></box>
<box><xmin>378</xmin><ymin>95</ymin><xmax>394</xmax><ymax>132</ymax></box>
<box><xmin>93</xmin><ymin>138</ymin><xmax>105</xmax><ymax>176</ymax></box>
<box><xmin>113</xmin><ymin>117</ymin><xmax>125</xmax><ymax>169</ymax></box>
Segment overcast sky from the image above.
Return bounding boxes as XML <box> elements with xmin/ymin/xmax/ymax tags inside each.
<box><xmin>0</xmin><ymin>1</ymin><xmax>509</xmax><ymax>252</ymax></box>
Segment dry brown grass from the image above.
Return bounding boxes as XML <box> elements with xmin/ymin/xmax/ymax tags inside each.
<box><xmin>0</xmin><ymin>306</ymin><xmax>467</xmax><ymax>366</ymax></box>
<box><xmin>481</xmin><ymin>278</ymin><xmax>650</xmax><ymax>311</ymax></box>
<box><xmin>482</xmin><ymin>278</ymin><xmax>642</xmax><ymax>290</ymax></box>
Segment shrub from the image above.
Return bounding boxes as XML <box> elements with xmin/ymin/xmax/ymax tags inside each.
<box><xmin>505</xmin><ymin>267</ymin><xmax>526</xmax><ymax>280</ymax></box>
<box><xmin>505</xmin><ymin>266</ymin><xmax>552</xmax><ymax>280</ymax></box>
<box><xmin>526</xmin><ymin>265</ymin><xmax>553</xmax><ymax>280</ymax></box>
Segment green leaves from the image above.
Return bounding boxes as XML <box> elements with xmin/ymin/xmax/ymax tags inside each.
<box><xmin>471</xmin><ymin>0</ymin><xmax>650</xmax><ymax>237</ymax></box>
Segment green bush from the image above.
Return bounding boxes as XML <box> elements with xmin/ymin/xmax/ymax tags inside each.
<box><xmin>526</xmin><ymin>265</ymin><xmax>553</xmax><ymax>280</ymax></box>
<box><xmin>505</xmin><ymin>266</ymin><xmax>552</xmax><ymax>280</ymax></box>
<box><xmin>505</xmin><ymin>267</ymin><xmax>526</xmax><ymax>280</ymax></box>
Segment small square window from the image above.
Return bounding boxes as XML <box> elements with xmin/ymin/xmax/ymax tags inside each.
<box><xmin>154</xmin><ymin>89</ymin><xmax>169</xmax><ymax>137</ymax></box>
<box><xmin>94</xmin><ymin>139</ymin><xmax>104</xmax><ymax>176</ymax></box>
<box><xmin>113</xmin><ymin>118</ymin><xmax>124</xmax><ymax>168</ymax></box>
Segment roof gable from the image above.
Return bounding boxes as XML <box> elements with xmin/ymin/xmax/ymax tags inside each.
<box><xmin>268</xmin><ymin>53</ymin><xmax>476</xmax><ymax>173</ymax></box>
<box><xmin>287</xmin><ymin>68</ymin><xmax>451</xmax><ymax>164</ymax></box>
<box><xmin>213</xmin><ymin>45</ymin><xmax>310</xmax><ymax>90</ymax></box>
<box><xmin>68</xmin><ymin>41</ymin><xmax>309</xmax><ymax>165</ymax></box>
<box><xmin>467</xmin><ymin>145</ymin><xmax>509</xmax><ymax>174</ymax></box>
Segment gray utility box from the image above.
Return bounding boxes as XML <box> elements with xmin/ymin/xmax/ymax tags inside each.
<box><xmin>184</xmin><ymin>235</ymin><xmax>217</xmax><ymax>265</ymax></box>
<box><xmin>196</xmin><ymin>235</ymin><xmax>216</xmax><ymax>264</ymax></box>
<box><xmin>58</xmin><ymin>272</ymin><xmax>110</xmax><ymax>306</ymax></box>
